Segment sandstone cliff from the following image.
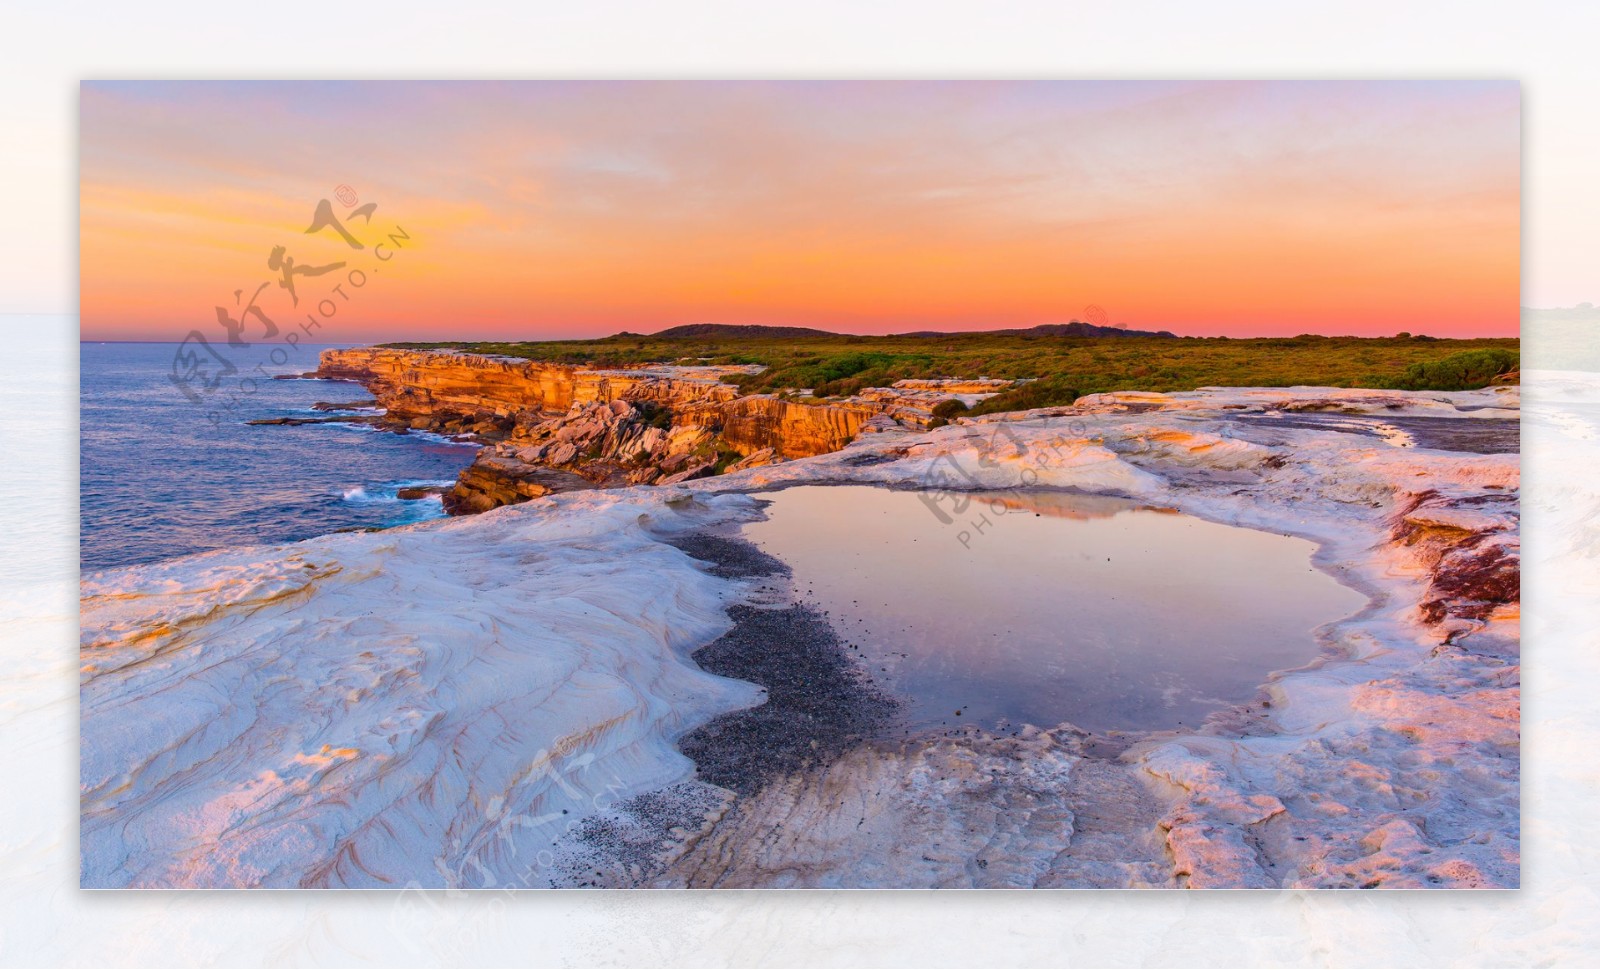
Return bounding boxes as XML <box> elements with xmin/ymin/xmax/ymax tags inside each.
<box><xmin>681</xmin><ymin>395</ymin><xmax>877</xmax><ymax>458</ymax></box>
<box><xmin>315</xmin><ymin>347</ymin><xmax>741</xmax><ymax>437</ymax></box>
<box><xmin>313</xmin><ymin>347</ymin><xmax>895</xmax><ymax>513</ymax></box>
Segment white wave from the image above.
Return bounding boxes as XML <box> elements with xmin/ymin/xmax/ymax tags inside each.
<box><xmin>340</xmin><ymin>479</ymin><xmax>458</xmax><ymax>506</ymax></box>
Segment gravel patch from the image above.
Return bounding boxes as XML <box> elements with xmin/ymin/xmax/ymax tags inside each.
<box><xmin>664</xmin><ymin>531</ymin><xmax>791</xmax><ymax>579</ymax></box>
<box><xmin>670</xmin><ymin>532</ymin><xmax>900</xmax><ymax>796</ymax></box>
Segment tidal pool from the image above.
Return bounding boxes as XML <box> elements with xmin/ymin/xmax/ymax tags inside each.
<box><xmin>740</xmin><ymin>485</ymin><xmax>1368</xmax><ymax>734</ymax></box>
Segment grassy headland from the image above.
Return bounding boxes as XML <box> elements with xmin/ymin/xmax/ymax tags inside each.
<box><xmin>384</xmin><ymin>327</ymin><xmax>1519</xmax><ymax>413</ymax></box>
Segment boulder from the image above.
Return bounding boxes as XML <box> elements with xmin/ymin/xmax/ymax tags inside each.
<box><xmin>396</xmin><ymin>485</ymin><xmax>448</xmax><ymax>500</ymax></box>
<box><xmin>658</xmin><ymin>461</ymin><xmax>716</xmax><ymax>486</ymax></box>
<box><xmin>442</xmin><ymin>454</ymin><xmax>595</xmax><ymax>515</ymax></box>
<box><xmin>726</xmin><ymin>448</ymin><xmax>778</xmax><ymax>472</ymax></box>
<box><xmin>635</xmin><ymin>426</ymin><xmax>667</xmax><ymax>455</ymax></box>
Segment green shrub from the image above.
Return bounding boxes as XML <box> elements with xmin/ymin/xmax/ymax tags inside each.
<box><xmin>633</xmin><ymin>400</ymin><xmax>675</xmax><ymax>429</ymax></box>
<box><xmin>930</xmin><ymin>398</ymin><xmax>970</xmax><ymax>420</ymax></box>
<box><xmin>967</xmin><ymin>377</ymin><xmax>1079</xmax><ymax>416</ymax></box>
<box><xmin>1388</xmin><ymin>348</ymin><xmax>1519</xmax><ymax>391</ymax></box>
<box><xmin>818</xmin><ymin>352</ymin><xmax>895</xmax><ymax>382</ymax></box>
<box><xmin>711</xmin><ymin>448</ymin><xmax>745</xmax><ymax>474</ymax></box>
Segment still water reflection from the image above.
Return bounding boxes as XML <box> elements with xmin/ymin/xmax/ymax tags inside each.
<box><xmin>740</xmin><ymin>485</ymin><xmax>1367</xmax><ymax>733</ymax></box>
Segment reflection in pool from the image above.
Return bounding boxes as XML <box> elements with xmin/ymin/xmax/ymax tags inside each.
<box><xmin>739</xmin><ymin>485</ymin><xmax>1368</xmax><ymax>734</ymax></box>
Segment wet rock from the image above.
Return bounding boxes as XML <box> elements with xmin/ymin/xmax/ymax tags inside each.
<box><xmin>246</xmin><ymin>415</ymin><xmax>380</xmax><ymax>427</ymax></box>
<box><xmin>395</xmin><ymin>485</ymin><xmax>448</xmax><ymax>500</ymax></box>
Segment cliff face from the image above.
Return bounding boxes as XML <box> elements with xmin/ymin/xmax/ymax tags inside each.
<box><xmin>700</xmin><ymin>396</ymin><xmax>877</xmax><ymax>459</ymax></box>
<box><xmin>318</xmin><ymin>348</ymin><xmax>564</xmax><ymax>426</ymax></box>
<box><xmin>316</xmin><ymin>348</ymin><xmax>738</xmax><ymax>429</ymax></box>
<box><xmin>314</xmin><ymin>347</ymin><xmax>886</xmax><ymax>512</ymax></box>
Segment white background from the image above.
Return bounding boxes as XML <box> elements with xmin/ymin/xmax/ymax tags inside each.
<box><xmin>2</xmin><ymin>2</ymin><xmax>1596</xmax><ymax>966</ymax></box>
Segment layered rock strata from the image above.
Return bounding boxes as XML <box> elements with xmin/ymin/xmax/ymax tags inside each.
<box><xmin>313</xmin><ymin>348</ymin><xmax>931</xmax><ymax>511</ymax></box>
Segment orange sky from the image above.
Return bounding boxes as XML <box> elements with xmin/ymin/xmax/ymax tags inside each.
<box><xmin>79</xmin><ymin>81</ymin><xmax>1519</xmax><ymax>341</ymax></box>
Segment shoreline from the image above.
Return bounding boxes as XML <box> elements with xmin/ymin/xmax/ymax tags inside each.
<box><xmin>80</xmin><ymin>383</ymin><xmax>1520</xmax><ymax>888</ymax></box>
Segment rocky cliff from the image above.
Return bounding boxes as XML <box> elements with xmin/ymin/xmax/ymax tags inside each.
<box><xmin>315</xmin><ymin>347</ymin><xmax>740</xmax><ymax>437</ymax></box>
<box><xmin>313</xmin><ymin>347</ymin><xmax>894</xmax><ymax>512</ymax></box>
<box><xmin>682</xmin><ymin>395</ymin><xmax>878</xmax><ymax>458</ymax></box>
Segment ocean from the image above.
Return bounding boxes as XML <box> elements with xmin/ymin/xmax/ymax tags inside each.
<box><xmin>80</xmin><ymin>342</ymin><xmax>481</xmax><ymax>571</ymax></box>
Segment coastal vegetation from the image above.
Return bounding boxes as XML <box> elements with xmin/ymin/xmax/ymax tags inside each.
<box><xmin>966</xmin><ymin>375</ymin><xmax>1083</xmax><ymax>416</ymax></box>
<box><xmin>1387</xmin><ymin>347</ymin><xmax>1520</xmax><ymax>391</ymax></box>
<box><xmin>386</xmin><ymin>328</ymin><xmax>1519</xmax><ymax>404</ymax></box>
<box><xmin>927</xmin><ymin>398</ymin><xmax>970</xmax><ymax>427</ymax></box>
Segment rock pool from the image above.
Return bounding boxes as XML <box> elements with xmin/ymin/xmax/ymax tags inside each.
<box><xmin>740</xmin><ymin>484</ymin><xmax>1369</xmax><ymax>734</ymax></box>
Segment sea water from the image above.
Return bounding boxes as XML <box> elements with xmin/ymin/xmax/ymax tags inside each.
<box><xmin>80</xmin><ymin>342</ymin><xmax>479</xmax><ymax>571</ymax></box>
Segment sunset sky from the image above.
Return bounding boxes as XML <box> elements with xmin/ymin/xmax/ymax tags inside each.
<box><xmin>79</xmin><ymin>80</ymin><xmax>1519</xmax><ymax>341</ymax></box>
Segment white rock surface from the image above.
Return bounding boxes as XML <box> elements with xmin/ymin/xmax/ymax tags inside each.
<box><xmin>80</xmin><ymin>495</ymin><xmax>764</xmax><ymax>888</ymax></box>
<box><xmin>80</xmin><ymin>386</ymin><xmax>1520</xmax><ymax>888</ymax></box>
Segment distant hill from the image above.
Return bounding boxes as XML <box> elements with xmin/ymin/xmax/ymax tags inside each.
<box><xmin>646</xmin><ymin>321</ymin><xmax>1177</xmax><ymax>339</ymax></box>
<box><xmin>897</xmin><ymin>322</ymin><xmax>1177</xmax><ymax>339</ymax></box>
<box><xmin>650</xmin><ymin>323</ymin><xmax>841</xmax><ymax>339</ymax></box>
